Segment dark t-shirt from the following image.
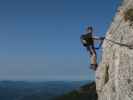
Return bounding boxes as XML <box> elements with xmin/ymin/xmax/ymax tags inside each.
<box><xmin>80</xmin><ymin>33</ymin><xmax>94</xmax><ymax>46</ymax></box>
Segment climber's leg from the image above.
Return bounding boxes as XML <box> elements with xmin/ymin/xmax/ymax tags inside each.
<box><xmin>91</xmin><ymin>46</ymin><xmax>98</xmax><ymax>70</ymax></box>
<box><xmin>90</xmin><ymin>55</ymin><xmax>97</xmax><ymax>70</ymax></box>
<box><xmin>86</xmin><ymin>45</ymin><xmax>97</xmax><ymax>70</ymax></box>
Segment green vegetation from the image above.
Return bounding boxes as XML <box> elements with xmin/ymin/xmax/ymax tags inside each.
<box><xmin>124</xmin><ymin>8</ymin><xmax>133</xmax><ymax>22</ymax></box>
<box><xmin>54</xmin><ymin>82</ymin><xmax>97</xmax><ymax>100</ymax></box>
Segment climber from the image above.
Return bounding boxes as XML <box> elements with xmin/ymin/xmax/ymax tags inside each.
<box><xmin>80</xmin><ymin>26</ymin><xmax>105</xmax><ymax>70</ymax></box>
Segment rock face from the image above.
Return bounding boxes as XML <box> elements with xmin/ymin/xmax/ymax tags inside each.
<box><xmin>96</xmin><ymin>0</ymin><xmax>133</xmax><ymax>100</ymax></box>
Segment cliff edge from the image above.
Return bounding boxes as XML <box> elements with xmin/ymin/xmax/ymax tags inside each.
<box><xmin>96</xmin><ymin>0</ymin><xmax>133</xmax><ymax>100</ymax></box>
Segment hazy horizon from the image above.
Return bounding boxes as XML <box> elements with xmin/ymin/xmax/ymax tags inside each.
<box><xmin>0</xmin><ymin>75</ymin><xmax>93</xmax><ymax>81</ymax></box>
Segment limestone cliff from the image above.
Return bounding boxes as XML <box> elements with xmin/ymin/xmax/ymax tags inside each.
<box><xmin>96</xmin><ymin>0</ymin><xmax>133</xmax><ymax>100</ymax></box>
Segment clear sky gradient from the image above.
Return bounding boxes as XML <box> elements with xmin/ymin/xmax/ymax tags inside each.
<box><xmin>0</xmin><ymin>0</ymin><xmax>120</xmax><ymax>81</ymax></box>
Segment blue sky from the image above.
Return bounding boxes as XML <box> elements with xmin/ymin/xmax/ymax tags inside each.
<box><xmin>0</xmin><ymin>0</ymin><xmax>120</xmax><ymax>81</ymax></box>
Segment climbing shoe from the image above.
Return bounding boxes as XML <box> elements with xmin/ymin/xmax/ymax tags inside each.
<box><xmin>90</xmin><ymin>64</ymin><xmax>98</xmax><ymax>71</ymax></box>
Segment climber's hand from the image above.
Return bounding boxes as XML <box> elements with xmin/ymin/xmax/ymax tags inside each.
<box><xmin>100</xmin><ymin>37</ymin><xmax>105</xmax><ymax>40</ymax></box>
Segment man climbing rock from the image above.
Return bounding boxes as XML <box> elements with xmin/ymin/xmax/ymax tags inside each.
<box><xmin>80</xmin><ymin>26</ymin><xmax>104</xmax><ymax>71</ymax></box>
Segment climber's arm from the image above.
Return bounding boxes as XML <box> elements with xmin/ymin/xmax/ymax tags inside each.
<box><xmin>80</xmin><ymin>34</ymin><xmax>88</xmax><ymax>46</ymax></box>
<box><xmin>92</xmin><ymin>36</ymin><xmax>105</xmax><ymax>40</ymax></box>
<box><xmin>92</xmin><ymin>36</ymin><xmax>101</xmax><ymax>40</ymax></box>
<box><xmin>93</xmin><ymin>36</ymin><xmax>105</xmax><ymax>49</ymax></box>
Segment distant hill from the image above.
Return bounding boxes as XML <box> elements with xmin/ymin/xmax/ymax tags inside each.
<box><xmin>54</xmin><ymin>82</ymin><xmax>97</xmax><ymax>100</ymax></box>
<box><xmin>0</xmin><ymin>80</ymin><xmax>89</xmax><ymax>100</ymax></box>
